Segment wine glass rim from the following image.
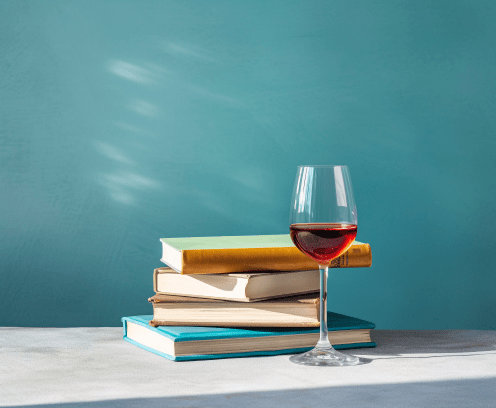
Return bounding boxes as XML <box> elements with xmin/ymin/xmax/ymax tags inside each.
<box><xmin>296</xmin><ymin>165</ymin><xmax>349</xmax><ymax>168</ymax></box>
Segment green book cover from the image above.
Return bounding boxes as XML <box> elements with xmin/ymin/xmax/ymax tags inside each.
<box><xmin>160</xmin><ymin>234</ymin><xmax>294</xmax><ymax>250</ymax></box>
<box><xmin>161</xmin><ymin>234</ymin><xmax>365</xmax><ymax>250</ymax></box>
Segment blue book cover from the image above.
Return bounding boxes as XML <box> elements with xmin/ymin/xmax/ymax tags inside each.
<box><xmin>122</xmin><ymin>313</ymin><xmax>376</xmax><ymax>361</ymax></box>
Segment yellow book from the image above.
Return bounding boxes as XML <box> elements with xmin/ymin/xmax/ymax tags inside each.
<box><xmin>160</xmin><ymin>234</ymin><xmax>371</xmax><ymax>274</ymax></box>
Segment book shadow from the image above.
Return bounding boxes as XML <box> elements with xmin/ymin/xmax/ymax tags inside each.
<box><xmin>12</xmin><ymin>377</ymin><xmax>496</xmax><ymax>408</ymax></box>
<box><xmin>361</xmin><ymin>329</ymin><xmax>496</xmax><ymax>358</ymax></box>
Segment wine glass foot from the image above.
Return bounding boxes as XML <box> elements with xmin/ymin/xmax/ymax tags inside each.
<box><xmin>289</xmin><ymin>345</ymin><xmax>360</xmax><ymax>366</ymax></box>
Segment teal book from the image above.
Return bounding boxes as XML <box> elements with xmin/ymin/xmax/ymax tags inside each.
<box><xmin>122</xmin><ymin>314</ymin><xmax>376</xmax><ymax>361</ymax></box>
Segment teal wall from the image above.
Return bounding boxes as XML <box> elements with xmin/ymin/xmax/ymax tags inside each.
<box><xmin>1</xmin><ymin>0</ymin><xmax>495</xmax><ymax>329</ymax></box>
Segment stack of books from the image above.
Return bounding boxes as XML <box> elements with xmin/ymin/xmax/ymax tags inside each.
<box><xmin>122</xmin><ymin>234</ymin><xmax>375</xmax><ymax>361</ymax></box>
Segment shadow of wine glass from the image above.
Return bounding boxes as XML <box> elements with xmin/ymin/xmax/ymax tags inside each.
<box><xmin>357</xmin><ymin>357</ymin><xmax>373</xmax><ymax>365</ymax></box>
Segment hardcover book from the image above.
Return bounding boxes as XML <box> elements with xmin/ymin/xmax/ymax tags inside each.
<box><xmin>160</xmin><ymin>234</ymin><xmax>371</xmax><ymax>274</ymax></box>
<box><xmin>122</xmin><ymin>314</ymin><xmax>376</xmax><ymax>361</ymax></box>
<box><xmin>148</xmin><ymin>293</ymin><xmax>321</xmax><ymax>327</ymax></box>
<box><xmin>153</xmin><ymin>267</ymin><xmax>321</xmax><ymax>302</ymax></box>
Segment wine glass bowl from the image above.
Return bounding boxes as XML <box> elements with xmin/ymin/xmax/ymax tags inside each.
<box><xmin>289</xmin><ymin>165</ymin><xmax>360</xmax><ymax>366</ymax></box>
<box><xmin>289</xmin><ymin>223</ymin><xmax>357</xmax><ymax>265</ymax></box>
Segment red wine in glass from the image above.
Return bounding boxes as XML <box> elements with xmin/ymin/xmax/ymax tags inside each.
<box><xmin>289</xmin><ymin>165</ymin><xmax>360</xmax><ymax>366</ymax></box>
<box><xmin>290</xmin><ymin>223</ymin><xmax>357</xmax><ymax>265</ymax></box>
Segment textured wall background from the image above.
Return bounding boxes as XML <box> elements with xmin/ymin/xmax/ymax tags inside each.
<box><xmin>1</xmin><ymin>0</ymin><xmax>495</xmax><ymax>328</ymax></box>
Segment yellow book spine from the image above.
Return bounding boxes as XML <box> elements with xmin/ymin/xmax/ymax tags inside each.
<box><xmin>180</xmin><ymin>243</ymin><xmax>371</xmax><ymax>274</ymax></box>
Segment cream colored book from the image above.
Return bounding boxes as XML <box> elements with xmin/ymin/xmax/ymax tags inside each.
<box><xmin>153</xmin><ymin>267</ymin><xmax>320</xmax><ymax>302</ymax></box>
<box><xmin>148</xmin><ymin>294</ymin><xmax>322</xmax><ymax>328</ymax></box>
<box><xmin>160</xmin><ymin>235</ymin><xmax>372</xmax><ymax>274</ymax></box>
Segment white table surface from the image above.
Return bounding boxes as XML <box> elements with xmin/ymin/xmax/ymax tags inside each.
<box><xmin>1</xmin><ymin>328</ymin><xmax>495</xmax><ymax>407</ymax></box>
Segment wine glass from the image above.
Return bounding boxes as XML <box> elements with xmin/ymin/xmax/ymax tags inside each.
<box><xmin>289</xmin><ymin>165</ymin><xmax>360</xmax><ymax>366</ymax></box>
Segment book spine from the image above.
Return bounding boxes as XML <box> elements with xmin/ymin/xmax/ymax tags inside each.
<box><xmin>153</xmin><ymin>268</ymin><xmax>159</xmax><ymax>293</ymax></box>
<box><xmin>179</xmin><ymin>243</ymin><xmax>371</xmax><ymax>275</ymax></box>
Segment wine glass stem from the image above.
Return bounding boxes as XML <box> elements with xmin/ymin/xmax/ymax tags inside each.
<box><xmin>317</xmin><ymin>265</ymin><xmax>331</xmax><ymax>348</ymax></box>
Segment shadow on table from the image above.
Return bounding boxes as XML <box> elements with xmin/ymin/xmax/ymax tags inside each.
<box><xmin>12</xmin><ymin>377</ymin><xmax>496</xmax><ymax>408</ymax></box>
<box><xmin>359</xmin><ymin>330</ymin><xmax>496</xmax><ymax>358</ymax></box>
